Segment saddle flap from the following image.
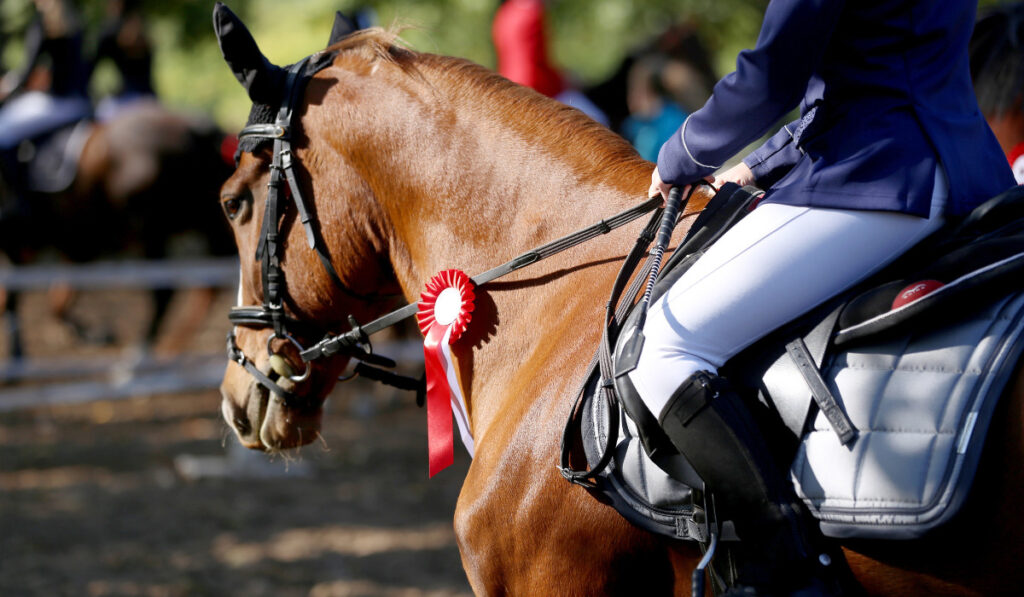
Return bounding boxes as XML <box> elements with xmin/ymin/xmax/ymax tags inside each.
<box><xmin>791</xmin><ymin>290</ymin><xmax>1024</xmax><ymax>539</ymax></box>
<box><xmin>835</xmin><ymin>234</ymin><xmax>1024</xmax><ymax>346</ymax></box>
<box><xmin>575</xmin><ymin>369</ymin><xmax>708</xmax><ymax>540</ymax></box>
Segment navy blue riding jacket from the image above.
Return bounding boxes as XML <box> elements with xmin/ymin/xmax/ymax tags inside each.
<box><xmin>657</xmin><ymin>0</ymin><xmax>1015</xmax><ymax>217</ymax></box>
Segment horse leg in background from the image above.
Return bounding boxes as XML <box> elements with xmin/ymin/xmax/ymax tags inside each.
<box><xmin>78</xmin><ymin>106</ymin><xmax>235</xmax><ymax>357</ymax></box>
<box><xmin>1</xmin><ymin>288</ymin><xmax>24</xmax><ymax>362</ymax></box>
<box><xmin>145</xmin><ymin>287</ymin><xmax>173</xmax><ymax>351</ymax></box>
<box><xmin>149</xmin><ymin>286</ymin><xmax>217</xmax><ymax>356</ymax></box>
<box><xmin>47</xmin><ymin>281</ymin><xmax>117</xmax><ymax>345</ymax></box>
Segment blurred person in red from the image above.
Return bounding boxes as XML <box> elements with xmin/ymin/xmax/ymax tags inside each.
<box><xmin>492</xmin><ymin>0</ymin><xmax>608</xmax><ymax>126</ymax></box>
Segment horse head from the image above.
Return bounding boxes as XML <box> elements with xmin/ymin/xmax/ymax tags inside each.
<box><xmin>212</xmin><ymin>1</ymin><xmax>656</xmax><ymax>454</ymax></box>
<box><xmin>214</xmin><ymin>3</ymin><xmax>397</xmax><ymax>450</ymax></box>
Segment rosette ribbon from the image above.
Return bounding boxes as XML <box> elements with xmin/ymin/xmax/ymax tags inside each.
<box><xmin>417</xmin><ymin>269</ymin><xmax>476</xmax><ymax>477</ymax></box>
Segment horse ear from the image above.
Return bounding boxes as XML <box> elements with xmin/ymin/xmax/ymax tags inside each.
<box><xmin>328</xmin><ymin>11</ymin><xmax>359</xmax><ymax>45</ymax></box>
<box><xmin>212</xmin><ymin>2</ymin><xmax>285</xmax><ymax>105</ymax></box>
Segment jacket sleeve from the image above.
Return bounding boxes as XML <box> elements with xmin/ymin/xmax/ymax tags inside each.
<box><xmin>742</xmin><ymin>119</ymin><xmax>802</xmax><ymax>187</ymax></box>
<box><xmin>657</xmin><ymin>0</ymin><xmax>846</xmax><ymax>185</ymax></box>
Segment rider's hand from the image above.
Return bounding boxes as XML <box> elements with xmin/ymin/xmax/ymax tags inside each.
<box><xmin>648</xmin><ymin>166</ymin><xmax>712</xmax><ymax>207</ymax></box>
<box><xmin>648</xmin><ymin>167</ymin><xmax>678</xmax><ymax>206</ymax></box>
<box><xmin>712</xmin><ymin>162</ymin><xmax>756</xmax><ymax>188</ymax></box>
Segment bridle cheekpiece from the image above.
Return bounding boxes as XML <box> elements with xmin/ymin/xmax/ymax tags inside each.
<box><xmin>225</xmin><ymin>56</ymin><xmax>401</xmax><ymax>407</ymax></box>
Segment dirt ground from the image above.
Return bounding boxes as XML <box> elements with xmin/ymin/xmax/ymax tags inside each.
<box><xmin>0</xmin><ymin>288</ymin><xmax>473</xmax><ymax>597</ymax></box>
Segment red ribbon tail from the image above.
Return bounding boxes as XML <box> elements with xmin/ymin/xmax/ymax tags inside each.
<box><xmin>424</xmin><ymin>323</ymin><xmax>455</xmax><ymax>477</ymax></box>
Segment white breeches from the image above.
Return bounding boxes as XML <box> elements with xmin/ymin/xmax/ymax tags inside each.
<box><xmin>0</xmin><ymin>91</ymin><xmax>91</xmax><ymax>150</ymax></box>
<box><xmin>629</xmin><ymin>168</ymin><xmax>949</xmax><ymax>417</ymax></box>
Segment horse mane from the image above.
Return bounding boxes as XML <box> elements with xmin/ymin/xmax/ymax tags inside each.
<box><xmin>326</xmin><ymin>27</ymin><xmax>414</xmax><ymax>68</ymax></box>
<box><xmin>324</xmin><ymin>28</ymin><xmax>651</xmax><ymax>189</ymax></box>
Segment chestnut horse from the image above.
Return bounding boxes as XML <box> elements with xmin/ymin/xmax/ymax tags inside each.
<box><xmin>216</xmin><ymin>26</ymin><xmax>1024</xmax><ymax>595</ymax></box>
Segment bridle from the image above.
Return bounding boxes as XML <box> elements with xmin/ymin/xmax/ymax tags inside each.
<box><xmin>224</xmin><ymin>52</ymin><xmax>668</xmax><ymax>410</ymax></box>
<box><xmin>226</xmin><ymin>56</ymin><xmax>391</xmax><ymax>406</ymax></box>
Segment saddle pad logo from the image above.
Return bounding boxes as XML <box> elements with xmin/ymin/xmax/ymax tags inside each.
<box><xmin>892</xmin><ymin>279</ymin><xmax>944</xmax><ymax>309</ymax></box>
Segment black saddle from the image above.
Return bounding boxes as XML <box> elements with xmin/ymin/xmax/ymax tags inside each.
<box><xmin>0</xmin><ymin>118</ymin><xmax>92</xmax><ymax>203</ymax></box>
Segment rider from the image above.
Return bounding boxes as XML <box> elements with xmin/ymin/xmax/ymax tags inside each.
<box><xmin>0</xmin><ymin>0</ymin><xmax>91</xmax><ymax>151</ymax></box>
<box><xmin>92</xmin><ymin>0</ymin><xmax>157</xmax><ymax>121</ymax></box>
<box><xmin>622</xmin><ymin>0</ymin><xmax>1015</xmax><ymax>594</ymax></box>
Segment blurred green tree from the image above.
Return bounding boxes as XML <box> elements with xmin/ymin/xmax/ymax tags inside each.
<box><xmin>0</xmin><ymin>0</ymin><xmax>1010</xmax><ymax>130</ymax></box>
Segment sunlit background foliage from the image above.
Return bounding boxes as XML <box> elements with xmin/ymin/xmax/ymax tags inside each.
<box><xmin>0</xmin><ymin>0</ymin><xmax>1010</xmax><ymax>130</ymax></box>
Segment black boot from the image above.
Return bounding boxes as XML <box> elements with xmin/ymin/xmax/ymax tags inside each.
<box><xmin>657</xmin><ymin>371</ymin><xmax>843</xmax><ymax>596</ymax></box>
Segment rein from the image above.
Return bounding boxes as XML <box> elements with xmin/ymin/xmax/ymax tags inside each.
<box><xmin>298</xmin><ymin>197</ymin><xmax>663</xmax><ymax>363</ymax></box>
<box><xmin>226</xmin><ymin>53</ymin><xmax>664</xmax><ymax>409</ymax></box>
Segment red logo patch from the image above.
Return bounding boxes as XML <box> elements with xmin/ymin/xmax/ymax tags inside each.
<box><xmin>891</xmin><ymin>279</ymin><xmax>944</xmax><ymax>309</ymax></box>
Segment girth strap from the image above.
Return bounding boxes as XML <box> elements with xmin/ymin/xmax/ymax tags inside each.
<box><xmin>785</xmin><ymin>337</ymin><xmax>858</xmax><ymax>445</ymax></box>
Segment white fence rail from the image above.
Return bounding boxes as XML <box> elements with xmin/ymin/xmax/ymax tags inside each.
<box><xmin>0</xmin><ymin>258</ymin><xmax>427</xmax><ymax>412</ymax></box>
<box><xmin>0</xmin><ymin>257</ymin><xmax>240</xmax><ymax>290</ymax></box>
<box><xmin>0</xmin><ymin>258</ymin><xmax>239</xmax><ymax>411</ymax></box>
<box><xmin>0</xmin><ymin>353</ymin><xmax>226</xmax><ymax>412</ymax></box>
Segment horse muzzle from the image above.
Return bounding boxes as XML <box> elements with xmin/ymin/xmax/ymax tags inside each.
<box><xmin>221</xmin><ymin>356</ymin><xmax>324</xmax><ymax>451</ymax></box>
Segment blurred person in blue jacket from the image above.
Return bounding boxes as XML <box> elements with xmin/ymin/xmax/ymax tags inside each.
<box><xmin>0</xmin><ymin>0</ymin><xmax>91</xmax><ymax>150</ymax></box>
<box><xmin>621</xmin><ymin>55</ymin><xmax>687</xmax><ymax>162</ymax></box>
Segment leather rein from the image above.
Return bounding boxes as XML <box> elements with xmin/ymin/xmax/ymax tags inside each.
<box><xmin>226</xmin><ymin>56</ymin><xmax>663</xmax><ymax>409</ymax></box>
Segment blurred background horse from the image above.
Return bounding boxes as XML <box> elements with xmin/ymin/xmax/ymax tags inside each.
<box><xmin>0</xmin><ymin>101</ymin><xmax>236</xmax><ymax>358</ymax></box>
<box><xmin>0</xmin><ymin>0</ymin><xmax>236</xmax><ymax>359</ymax></box>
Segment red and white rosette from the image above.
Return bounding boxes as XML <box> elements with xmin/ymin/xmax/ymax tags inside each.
<box><xmin>417</xmin><ymin>269</ymin><xmax>476</xmax><ymax>477</ymax></box>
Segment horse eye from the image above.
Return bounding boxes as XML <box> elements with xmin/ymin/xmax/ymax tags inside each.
<box><xmin>222</xmin><ymin>195</ymin><xmax>245</xmax><ymax>220</ymax></box>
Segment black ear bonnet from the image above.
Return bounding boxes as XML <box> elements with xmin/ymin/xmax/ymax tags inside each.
<box><xmin>213</xmin><ymin>4</ymin><xmax>359</xmax><ymax>159</ymax></box>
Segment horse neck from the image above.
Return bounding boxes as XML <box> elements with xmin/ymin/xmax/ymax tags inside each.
<box><xmin>324</xmin><ymin>55</ymin><xmax>655</xmax><ymax>437</ymax></box>
<box><xmin>352</xmin><ymin>57</ymin><xmax>652</xmax><ymax>287</ymax></box>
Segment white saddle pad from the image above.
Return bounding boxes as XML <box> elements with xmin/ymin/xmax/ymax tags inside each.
<box><xmin>791</xmin><ymin>290</ymin><xmax>1024</xmax><ymax>538</ymax></box>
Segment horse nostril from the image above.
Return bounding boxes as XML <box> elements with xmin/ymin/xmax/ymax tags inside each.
<box><xmin>233</xmin><ymin>416</ymin><xmax>251</xmax><ymax>436</ymax></box>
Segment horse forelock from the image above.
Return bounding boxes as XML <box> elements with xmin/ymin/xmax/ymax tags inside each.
<box><xmin>325</xmin><ymin>27</ymin><xmax>415</xmax><ymax>70</ymax></box>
